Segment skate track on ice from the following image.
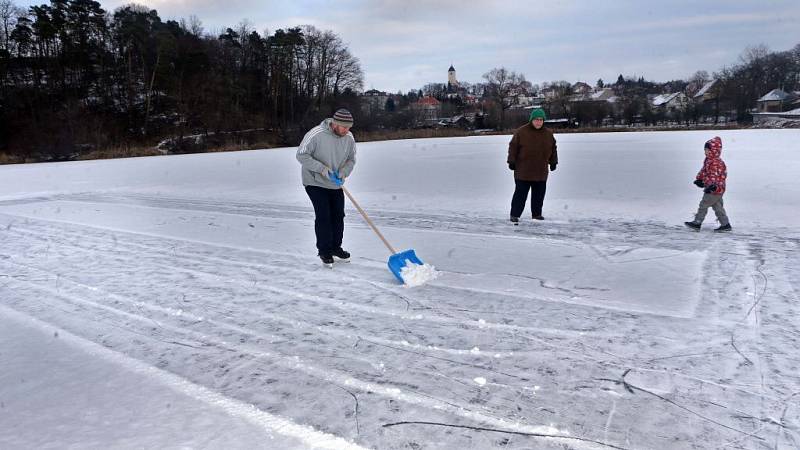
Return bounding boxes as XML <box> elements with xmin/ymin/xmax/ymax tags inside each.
<box><xmin>1</xmin><ymin>193</ymin><xmax>799</xmax><ymax>449</ymax></box>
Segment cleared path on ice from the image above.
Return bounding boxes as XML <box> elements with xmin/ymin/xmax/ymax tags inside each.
<box><xmin>2</xmin><ymin>193</ymin><xmax>798</xmax><ymax>449</ymax></box>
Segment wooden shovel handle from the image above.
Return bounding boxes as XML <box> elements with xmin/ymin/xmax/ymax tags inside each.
<box><xmin>341</xmin><ymin>186</ymin><xmax>397</xmax><ymax>254</ymax></box>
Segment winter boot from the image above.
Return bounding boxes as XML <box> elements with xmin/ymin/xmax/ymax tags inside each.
<box><xmin>319</xmin><ymin>253</ymin><xmax>334</xmax><ymax>268</ymax></box>
<box><xmin>332</xmin><ymin>247</ymin><xmax>351</xmax><ymax>262</ymax></box>
<box><xmin>684</xmin><ymin>221</ymin><xmax>701</xmax><ymax>231</ymax></box>
<box><xmin>532</xmin><ymin>215</ymin><xmax>545</xmax><ymax>220</ymax></box>
<box><xmin>714</xmin><ymin>223</ymin><xmax>732</xmax><ymax>232</ymax></box>
<box><xmin>510</xmin><ymin>216</ymin><xmax>519</xmax><ymax>225</ymax></box>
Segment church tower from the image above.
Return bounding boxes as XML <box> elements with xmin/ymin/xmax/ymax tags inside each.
<box><xmin>447</xmin><ymin>64</ymin><xmax>458</xmax><ymax>88</ymax></box>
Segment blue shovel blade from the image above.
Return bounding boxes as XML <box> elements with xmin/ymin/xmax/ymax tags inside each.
<box><xmin>387</xmin><ymin>249</ymin><xmax>424</xmax><ymax>283</ymax></box>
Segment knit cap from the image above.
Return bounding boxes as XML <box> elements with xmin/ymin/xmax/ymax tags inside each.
<box><xmin>529</xmin><ymin>108</ymin><xmax>546</xmax><ymax>121</ymax></box>
<box><xmin>332</xmin><ymin>109</ymin><xmax>354</xmax><ymax>127</ymax></box>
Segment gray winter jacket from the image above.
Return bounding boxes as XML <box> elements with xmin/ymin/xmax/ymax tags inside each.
<box><xmin>296</xmin><ymin>119</ymin><xmax>357</xmax><ymax>189</ymax></box>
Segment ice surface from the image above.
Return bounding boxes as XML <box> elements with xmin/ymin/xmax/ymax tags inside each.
<box><xmin>1</xmin><ymin>129</ymin><xmax>799</xmax><ymax>449</ymax></box>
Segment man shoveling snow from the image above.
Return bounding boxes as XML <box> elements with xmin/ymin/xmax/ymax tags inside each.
<box><xmin>296</xmin><ymin>109</ymin><xmax>357</xmax><ymax>268</ymax></box>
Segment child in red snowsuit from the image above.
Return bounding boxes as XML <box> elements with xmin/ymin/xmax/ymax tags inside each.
<box><xmin>685</xmin><ymin>136</ymin><xmax>731</xmax><ymax>232</ymax></box>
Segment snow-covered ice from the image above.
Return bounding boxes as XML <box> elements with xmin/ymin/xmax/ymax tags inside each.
<box><xmin>1</xmin><ymin>129</ymin><xmax>799</xmax><ymax>449</ymax></box>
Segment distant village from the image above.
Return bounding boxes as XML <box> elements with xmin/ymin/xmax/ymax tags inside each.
<box><xmin>358</xmin><ymin>65</ymin><xmax>800</xmax><ymax>131</ymax></box>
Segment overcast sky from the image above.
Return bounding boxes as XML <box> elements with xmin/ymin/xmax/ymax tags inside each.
<box><xmin>13</xmin><ymin>0</ymin><xmax>800</xmax><ymax>92</ymax></box>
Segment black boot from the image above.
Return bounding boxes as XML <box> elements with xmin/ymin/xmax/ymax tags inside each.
<box><xmin>714</xmin><ymin>223</ymin><xmax>732</xmax><ymax>232</ymax></box>
<box><xmin>332</xmin><ymin>247</ymin><xmax>350</xmax><ymax>262</ymax></box>
<box><xmin>319</xmin><ymin>253</ymin><xmax>334</xmax><ymax>268</ymax></box>
<box><xmin>684</xmin><ymin>221</ymin><xmax>701</xmax><ymax>230</ymax></box>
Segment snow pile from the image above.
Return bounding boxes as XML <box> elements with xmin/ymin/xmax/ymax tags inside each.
<box><xmin>753</xmin><ymin>116</ymin><xmax>800</xmax><ymax>129</ymax></box>
<box><xmin>399</xmin><ymin>261</ymin><xmax>439</xmax><ymax>287</ymax></box>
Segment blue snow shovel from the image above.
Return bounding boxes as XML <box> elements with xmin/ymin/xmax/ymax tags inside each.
<box><xmin>331</xmin><ymin>171</ymin><xmax>424</xmax><ymax>283</ymax></box>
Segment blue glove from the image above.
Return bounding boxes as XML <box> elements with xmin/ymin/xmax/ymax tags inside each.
<box><xmin>704</xmin><ymin>184</ymin><xmax>717</xmax><ymax>194</ymax></box>
<box><xmin>329</xmin><ymin>170</ymin><xmax>343</xmax><ymax>186</ymax></box>
<box><xmin>693</xmin><ymin>179</ymin><xmax>704</xmax><ymax>188</ymax></box>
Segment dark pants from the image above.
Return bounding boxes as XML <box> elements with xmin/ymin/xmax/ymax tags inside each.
<box><xmin>305</xmin><ymin>185</ymin><xmax>345</xmax><ymax>256</ymax></box>
<box><xmin>510</xmin><ymin>179</ymin><xmax>547</xmax><ymax>218</ymax></box>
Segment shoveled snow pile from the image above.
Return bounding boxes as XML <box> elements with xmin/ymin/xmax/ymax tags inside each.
<box><xmin>399</xmin><ymin>261</ymin><xmax>439</xmax><ymax>287</ymax></box>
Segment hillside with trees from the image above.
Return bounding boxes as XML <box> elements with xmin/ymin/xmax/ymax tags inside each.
<box><xmin>0</xmin><ymin>0</ymin><xmax>363</xmax><ymax>161</ymax></box>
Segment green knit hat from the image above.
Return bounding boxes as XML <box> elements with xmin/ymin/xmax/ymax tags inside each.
<box><xmin>529</xmin><ymin>108</ymin><xmax>546</xmax><ymax>121</ymax></box>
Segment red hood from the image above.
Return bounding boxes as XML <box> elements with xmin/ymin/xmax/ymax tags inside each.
<box><xmin>705</xmin><ymin>136</ymin><xmax>722</xmax><ymax>159</ymax></box>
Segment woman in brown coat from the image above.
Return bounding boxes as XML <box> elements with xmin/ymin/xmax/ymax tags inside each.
<box><xmin>506</xmin><ymin>108</ymin><xmax>558</xmax><ymax>223</ymax></box>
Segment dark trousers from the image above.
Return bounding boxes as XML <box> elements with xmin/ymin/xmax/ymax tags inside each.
<box><xmin>510</xmin><ymin>179</ymin><xmax>547</xmax><ymax>218</ymax></box>
<box><xmin>305</xmin><ymin>185</ymin><xmax>345</xmax><ymax>256</ymax></box>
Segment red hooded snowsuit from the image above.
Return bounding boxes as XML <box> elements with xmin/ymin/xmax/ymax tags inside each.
<box><xmin>696</xmin><ymin>136</ymin><xmax>726</xmax><ymax>195</ymax></box>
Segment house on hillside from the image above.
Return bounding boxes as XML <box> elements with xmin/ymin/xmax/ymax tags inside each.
<box><xmin>590</xmin><ymin>88</ymin><xmax>616</xmax><ymax>102</ymax></box>
<box><xmin>756</xmin><ymin>89</ymin><xmax>797</xmax><ymax>112</ymax></box>
<box><xmin>561</xmin><ymin>87</ymin><xmax>619</xmax><ymax>125</ymax></box>
<box><xmin>693</xmin><ymin>79</ymin><xmax>719</xmax><ymax>103</ymax></box>
<box><xmin>463</xmin><ymin>93</ymin><xmax>480</xmax><ymax>105</ymax></box>
<box><xmin>437</xmin><ymin>114</ymin><xmax>472</xmax><ymax>129</ymax></box>
<box><xmin>692</xmin><ymin>79</ymin><xmax>723</xmax><ymax>121</ymax></box>
<box><xmin>652</xmin><ymin>92</ymin><xmax>689</xmax><ymax>112</ymax></box>
<box><xmin>507</xmin><ymin>90</ymin><xmax>542</xmax><ymax>108</ymax></box>
<box><xmin>572</xmin><ymin>82</ymin><xmax>592</xmax><ymax>95</ymax></box>
<box><xmin>360</xmin><ymin>89</ymin><xmax>391</xmax><ymax>115</ymax></box>
<box><xmin>541</xmin><ymin>85</ymin><xmax>561</xmax><ymax>100</ymax></box>
<box><xmin>411</xmin><ymin>96</ymin><xmax>442</xmax><ymax>126</ymax></box>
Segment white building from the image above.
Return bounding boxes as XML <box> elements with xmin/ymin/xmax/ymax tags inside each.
<box><xmin>652</xmin><ymin>92</ymin><xmax>689</xmax><ymax>111</ymax></box>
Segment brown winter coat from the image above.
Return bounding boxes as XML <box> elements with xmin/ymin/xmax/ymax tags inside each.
<box><xmin>507</xmin><ymin>123</ymin><xmax>558</xmax><ymax>181</ymax></box>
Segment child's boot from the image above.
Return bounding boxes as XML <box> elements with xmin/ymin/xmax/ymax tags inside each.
<box><xmin>684</xmin><ymin>221</ymin><xmax>701</xmax><ymax>230</ymax></box>
<box><xmin>714</xmin><ymin>223</ymin><xmax>732</xmax><ymax>232</ymax></box>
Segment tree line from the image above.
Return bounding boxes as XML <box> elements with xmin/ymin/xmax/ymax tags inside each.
<box><xmin>2</xmin><ymin>0</ymin><xmax>799</xmax><ymax>161</ymax></box>
<box><xmin>601</xmin><ymin>43</ymin><xmax>800</xmax><ymax>126</ymax></box>
<box><xmin>0</xmin><ymin>0</ymin><xmax>363</xmax><ymax>160</ymax></box>
<box><xmin>537</xmin><ymin>43</ymin><xmax>799</xmax><ymax>128</ymax></box>
<box><xmin>716</xmin><ymin>44</ymin><xmax>800</xmax><ymax>120</ymax></box>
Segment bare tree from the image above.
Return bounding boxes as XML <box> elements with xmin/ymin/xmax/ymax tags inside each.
<box><xmin>543</xmin><ymin>80</ymin><xmax>573</xmax><ymax>119</ymax></box>
<box><xmin>297</xmin><ymin>24</ymin><xmax>319</xmax><ymax>100</ymax></box>
<box><xmin>179</xmin><ymin>14</ymin><xmax>204</xmax><ymax>37</ymax></box>
<box><xmin>315</xmin><ymin>29</ymin><xmax>342</xmax><ymax>106</ymax></box>
<box><xmin>0</xmin><ymin>0</ymin><xmax>20</xmax><ymax>54</ymax></box>
<box><xmin>295</xmin><ymin>25</ymin><xmax>361</xmax><ymax>109</ymax></box>
<box><xmin>422</xmin><ymin>82</ymin><xmax>446</xmax><ymax>98</ymax></box>
<box><xmin>328</xmin><ymin>46</ymin><xmax>363</xmax><ymax>99</ymax></box>
<box><xmin>685</xmin><ymin>70</ymin><xmax>709</xmax><ymax>97</ymax></box>
<box><xmin>236</xmin><ymin>19</ymin><xmax>254</xmax><ymax>69</ymax></box>
<box><xmin>483</xmin><ymin>67</ymin><xmax>527</xmax><ymax>129</ymax></box>
<box><xmin>739</xmin><ymin>44</ymin><xmax>770</xmax><ymax>65</ymax></box>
